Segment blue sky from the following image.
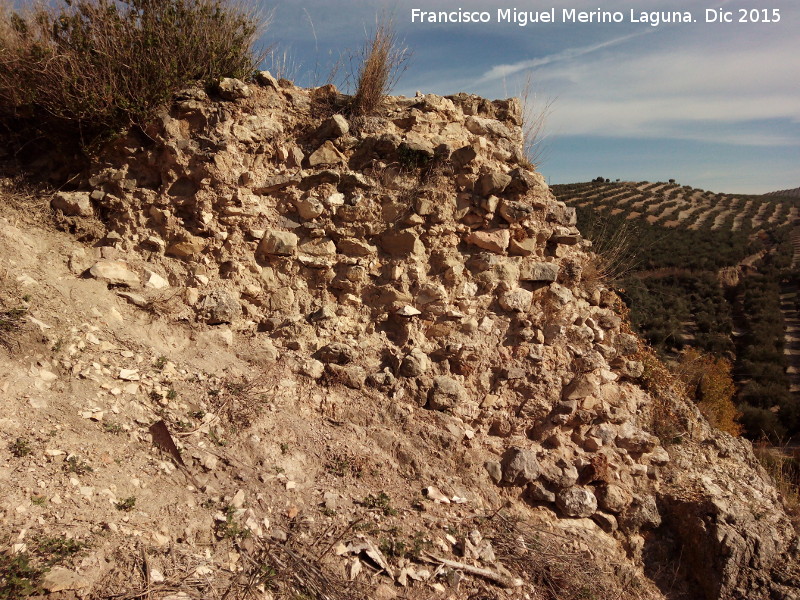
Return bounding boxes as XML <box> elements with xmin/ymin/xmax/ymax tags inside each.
<box><xmin>263</xmin><ymin>1</ymin><xmax>798</xmax><ymax>194</ymax></box>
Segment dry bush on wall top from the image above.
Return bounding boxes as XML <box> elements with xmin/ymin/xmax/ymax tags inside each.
<box><xmin>0</xmin><ymin>0</ymin><xmax>268</xmax><ymax>151</ymax></box>
<box><xmin>349</xmin><ymin>16</ymin><xmax>410</xmax><ymax>117</ymax></box>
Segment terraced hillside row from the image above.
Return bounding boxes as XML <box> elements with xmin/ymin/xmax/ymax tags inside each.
<box><xmin>765</xmin><ymin>186</ymin><xmax>800</xmax><ymax>199</ymax></box>
<box><xmin>555</xmin><ymin>180</ymin><xmax>800</xmax><ymax>233</ymax></box>
<box><xmin>552</xmin><ymin>181</ymin><xmax>800</xmax><ymax>441</ymax></box>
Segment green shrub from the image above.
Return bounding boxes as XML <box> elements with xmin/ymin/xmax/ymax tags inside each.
<box><xmin>0</xmin><ymin>552</ymin><xmax>41</xmax><ymax>599</ymax></box>
<box><xmin>0</xmin><ymin>0</ymin><xmax>266</xmax><ymax>151</ymax></box>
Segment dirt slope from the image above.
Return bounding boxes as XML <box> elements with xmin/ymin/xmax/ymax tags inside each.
<box><xmin>1</xmin><ymin>77</ymin><xmax>798</xmax><ymax>600</ymax></box>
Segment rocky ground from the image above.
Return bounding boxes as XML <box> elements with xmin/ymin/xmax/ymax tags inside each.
<box><xmin>1</xmin><ymin>76</ymin><xmax>799</xmax><ymax>600</ymax></box>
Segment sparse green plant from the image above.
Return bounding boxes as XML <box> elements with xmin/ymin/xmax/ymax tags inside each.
<box><xmin>115</xmin><ymin>496</ymin><xmax>136</xmax><ymax>511</ymax></box>
<box><xmin>173</xmin><ymin>419</ymin><xmax>192</xmax><ymax>432</ymax></box>
<box><xmin>397</xmin><ymin>143</ymin><xmax>431</xmax><ymax>171</ymax></box>
<box><xmin>362</xmin><ymin>492</ymin><xmax>397</xmax><ymax>516</ymax></box>
<box><xmin>280</xmin><ymin>442</ymin><xmax>289</xmax><ymax>455</ymax></box>
<box><xmin>348</xmin><ymin>15</ymin><xmax>410</xmax><ymax>117</ymax></box>
<box><xmin>209</xmin><ymin>429</ymin><xmax>227</xmax><ymax>447</ymax></box>
<box><xmin>30</xmin><ymin>496</ymin><xmax>46</xmax><ymax>506</ymax></box>
<box><xmin>63</xmin><ymin>456</ymin><xmax>92</xmax><ymax>475</ymax></box>
<box><xmin>0</xmin><ymin>535</ymin><xmax>85</xmax><ymax>598</ymax></box>
<box><xmin>217</xmin><ymin>506</ymin><xmax>251</xmax><ymax>540</ymax></box>
<box><xmin>324</xmin><ymin>453</ymin><xmax>363</xmax><ymax>478</ymax></box>
<box><xmin>9</xmin><ymin>437</ymin><xmax>32</xmax><ymax>458</ymax></box>
<box><xmin>154</xmin><ymin>356</ymin><xmax>167</xmax><ymax>370</ymax></box>
<box><xmin>352</xmin><ymin>521</ymin><xmax>380</xmax><ymax>535</ymax></box>
<box><xmin>379</xmin><ymin>535</ymin><xmax>406</xmax><ymax>558</ymax></box>
<box><xmin>102</xmin><ymin>421</ymin><xmax>123</xmax><ymax>435</ymax></box>
<box><xmin>255</xmin><ymin>564</ymin><xmax>278</xmax><ymax>590</ymax></box>
<box><xmin>33</xmin><ymin>537</ymin><xmax>85</xmax><ymax>564</ymax></box>
<box><xmin>408</xmin><ymin>530</ymin><xmax>431</xmax><ymax>559</ymax></box>
<box><xmin>325</xmin><ymin>457</ymin><xmax>350</xmax><ymax>477</ymax></box>
<box><xmin>166</xmin><ymin>388</ymin><xmax>178</xmax><ymax>400</ymax></box>
<box><xmin>0</xmin><ymin>551</ymin><xmax>41</xmax><ymax>598</ymax></box>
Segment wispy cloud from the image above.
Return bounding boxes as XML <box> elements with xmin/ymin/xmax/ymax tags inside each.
<box><xmin>533</xmin><ymin>34</ymin><xmax>800</xmax><ymax>146</ymax></box>
<box><xmin>477</xmin><ymin>31</ymin><xmax>648</xmax><ymax>83</ymax></box>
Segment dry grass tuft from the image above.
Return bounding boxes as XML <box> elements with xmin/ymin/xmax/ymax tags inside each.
<box><xmin>754</xmin><ymin>442</ymin><xmax>800</xmax><ymax>528</ymax></box>
<box><xmin>349</xmin><ymin>15</ymin><xmax>410</xmax><ymax>117</ymax></box>
<box><xmin>0</xmin><ymin>273</ymin><xmax>28</xmax><ymax>351</ymax></box>
<box><xmin>580</xmin><ymin>213</ymin><xmax>640</xmax><ymax>287</ymax></box>
<box><xmin>637</xmin><ymin>347</ymin><xmax>692</xmax><ymax>445</ymax></box>
<box><xmin>518</xmin><ymin>75</ymin><xmax>554</xmax><ymax>168</ymax></box>
<box><xmin>484</xmin><ymin>511</ymin><xmax>638</xmax><ymax>600</ymax></box>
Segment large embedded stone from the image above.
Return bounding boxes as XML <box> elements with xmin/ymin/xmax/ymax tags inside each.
<box><xmin>556</xmin><ymin>486</ymin><xmax>598</xmax><ymax>518</ymax></box>
<box><xmin>257</xmin><ymin>230</ymin><xmax>298</xmax><ymax>257</ymax></box>
<box><xmin>400</xmin><ymin>348</ymin><xmax>430</xmax><ymax>377</ymax></box>
<box><xmin>299</xmin><ymin>238</ymin><xmax>336</xmax><ymax>257</ymax></box>
<box><xmin>381</xmin><ymin>230</ymin><xmax>425</xmax><ymax>257</ymax></box>
<box><xmin>615</xmin><ymin>423</ymin><xmax>659</xmax><ymax>454</ymax></box>
<box><xmin>199</xmin><ymin>290</ymin><xmax>241</xmax><ymax>324</ymax></box>
<box><xmin>317</xmin><ymin>114</ymin><xmax>349</xmax><ymax>139</ymax></box>
<box><xmin>337</xmin><ymin>238</ymin><xmax>377</xmax><ymax>257</ymax></box>
<box><xmin>218</xmin><ymin>77</ymin><xmax>251</xmax><ymax>100</ymax></box>
<box><xmin>499</xmin><ymin>287</ymin><xmax>533</xmax><ymax>312</ymax></box>
<box><xmin>562</xmin><ymin>373</ymin><xmax>600</xmax><ymax>401</ymax></box>
<box><xmin>509</xmin><ymin>237</ymin><xmax>537</xmax><ymax>256</ymax></box>
<box><xmin>451</xmin><ymin>144</ymin><xmax>478</xmax><ymax>168</ymax></box>
<box><xmin>520</xmin><ymin>261</ymin><xmax>559</xmax><ymax>282</ymax></box>
<box><xmin>498</xmin><ymin>199</ymin><xmax>535</xmax><ymax>224</ymax></box>
<box><xmin>465</xmin><ymin>229</ymin><xmax>510</xmax><ymax>254</ymax></box>
<box><xmin>596</xmin><ymin>484</ymin><xmax>633</xmax><ymax>514</ymax></box>
<box><xmin>89</xmin><ymin>260</ymin><xmax>139</xmax><ymax>287</ymax></box>
<box><xmin>505</xmin><ymin>167</ymin><xmax>545</xmax><ymax>194</ymax></box>
<box><xmin>316</xmin><ymin>343</ymin><xmax>355</xmax><ymax>365</ymax></box>
<box><xmin>309</xmin><ymin>140</ymin><xmax>345</xmax><ymax>167</ymax></box>
<box><xmin>428</xmin><ymin>376</ymin><xmax>467</xmax><ymax>411</ymax></box>
<box><xmin>501</xmin><ymin>447</ymin><xmax>540</xmax><ymax>485</ymax></box>
<box><xmin>166</xmin><ymin>237</ymin><xmax>205</xmax><ymax>258</ymax></box>
<box><xmin>296</xmin><ymin>197</ymin><xmax>324</xmax><ymax>219</ymax></box>
<box><xmin>52</xmin><ymin>191</ymin><xmax>92</xmax><ymax>216</ymax></box>
<box><xmin>477</xmin><ymin>172</ymin><xmax>512</xmax><ymax>196</ymax></box>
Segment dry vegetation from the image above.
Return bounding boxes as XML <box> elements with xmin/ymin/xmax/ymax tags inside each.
<box><xmin>485</xmin><ymin>512</ymin><xmax>640</xmax><ymax>600</ymax></box>
<box><xmin>518</xmin><ymin>75</ymin><xmax>554</xmax><ymax>168</ymax></box>
<box><xmin>579</xmin><ymin>211</ymin><xmax>640</xmax><ymax>287</ymax></box>
<box><xmin>753</xmin><ymin>443</ymin><xmax>800</xmax><ymax>527</ymax></box>
<box><xmin>674</xmin><ymin>349</ymin><xmax>742</xmax><ymax>436</ymax></box>
<box><xmin>349</xmin><ymin>16</ymin><xmax>410</xmax><ymax>117</ymax></box>
<box><xmin>0</xmin><ymin>0</ymin><xmax>266</xmax><ymax>151</ymax></box>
